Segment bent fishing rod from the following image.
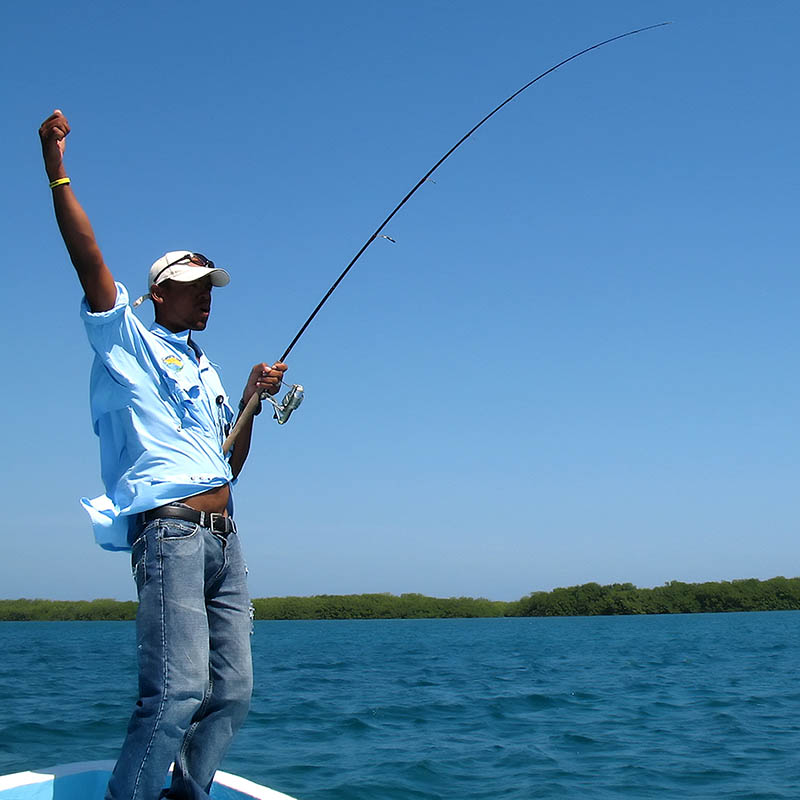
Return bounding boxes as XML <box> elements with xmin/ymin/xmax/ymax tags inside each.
<box><xmin>223</xmin><ymin>21</ymin><xmax>670</xmax><ymax>454</ymax></box>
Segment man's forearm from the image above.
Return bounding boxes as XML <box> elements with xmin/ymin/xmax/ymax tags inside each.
<box><xmin>50</xmin><ymin>185</ymin><xmax>116</xmax><ymax>312</ymax></box>
<box><xmin>229</xmin><ymin>413</ymin><xmax>255</xmax><ymax>479</ymax></box>
<box><xmin>52</xmin><ymin>187</ymin><xmax>104</xmax><ymax>273</ymax></box>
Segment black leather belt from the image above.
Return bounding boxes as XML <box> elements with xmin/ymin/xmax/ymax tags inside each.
<box><xmin>142</xmin><ymin>504</ymin><xmax>237</xmax><ymax>536</ymax></box>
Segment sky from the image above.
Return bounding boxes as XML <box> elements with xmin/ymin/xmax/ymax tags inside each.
<box><xmin>2</xmin><ymin>0</ymin><xmax>799</xmax><ymax>602</ymax></box>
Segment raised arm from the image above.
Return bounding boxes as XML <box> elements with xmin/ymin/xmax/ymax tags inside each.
<box><xmin>39</xmin><ymin>110</ymin><xmax>117</xmax><ymax>312</ymax></box>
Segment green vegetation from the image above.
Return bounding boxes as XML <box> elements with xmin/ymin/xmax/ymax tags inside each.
<box><xmin>2</xmin><ymin>578</ymin><xmax>799</xmax><ymax>621</ymax></box>
<box><xmin>252</xmin><ymin>593</ymin><xmax>512</xmax><ymax>619</ymax></box>
<box><xmin>0</xmin><ymin>598</ymin><xmax>137</xmax><ymax>621</ymax></box>
<box><xmin>517</xmin><ymin>577</ymin><xmax>800</xmax><ymax>616</ymax></box>
<box><xmin>0</xmin><ymin>594</ymin><xmax>512</xmax><ymax>621</ymax></box>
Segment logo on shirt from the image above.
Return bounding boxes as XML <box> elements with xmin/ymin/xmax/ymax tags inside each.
<box><xmin>163</xmin><ymin>356</ymin><xmax>184</xmax><ymax>372</ymax></box>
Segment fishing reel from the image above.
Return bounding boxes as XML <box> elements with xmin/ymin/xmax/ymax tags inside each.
<box><xmin>261</xmin><ymin>383</ymin><xmax>304</xmax><ymax>425</ymax></box>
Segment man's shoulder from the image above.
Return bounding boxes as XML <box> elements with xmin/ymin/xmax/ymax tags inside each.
<box><xmin>81</xmin><ymin>282</ymin><xmax>160</xmax><ymax>362</ymax></box>
<box><xmin>81</xmin><ymin>281</ymin><xmax>128</xmax><ymax>319</ymax></box>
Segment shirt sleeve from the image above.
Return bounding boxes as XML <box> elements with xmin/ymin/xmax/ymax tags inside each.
<box><xmin>80</xmin><ymin>282</ymin><xmax>152</xmax><ymax>384</ymax></box>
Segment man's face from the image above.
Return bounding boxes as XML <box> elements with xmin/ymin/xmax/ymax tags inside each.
<box><xmin>152</xmin><ymin>276</ymin><xmax>214</xmax><ymax>332</ymax></box>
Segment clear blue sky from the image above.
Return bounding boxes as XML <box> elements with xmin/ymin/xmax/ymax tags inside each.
<box><xmin>3</xmin><ymin>1</ymin><xmax>799</xmax><ymax>602</ymax></box>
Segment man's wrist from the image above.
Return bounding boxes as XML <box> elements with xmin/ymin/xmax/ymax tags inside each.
<box><xmin>46</xmin><ymin>166</ymin><xmax>67</xmax><ymax>183</ymax></box>
<box><xmin>239</xmin><ymin>395</ymin><xmax>262</xmax><ymax>416</ymax></box>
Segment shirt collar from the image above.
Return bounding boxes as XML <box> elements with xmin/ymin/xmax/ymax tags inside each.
<box><xmin>149</xmin><ymin>324</ymin><xmax>203</xmax><ymax>358</ymax></box>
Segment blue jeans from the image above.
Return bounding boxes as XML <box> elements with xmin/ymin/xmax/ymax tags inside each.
<box><xmin>105</xmin><ymin>517</ymin><xmax>253</xmax><ymax>800</ymax></box>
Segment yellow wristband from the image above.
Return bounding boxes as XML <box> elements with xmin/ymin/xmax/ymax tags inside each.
<box><xmin>49</xmin><ymin>177</ymin><xmax>71</xmax><ymax>189</ymax></box>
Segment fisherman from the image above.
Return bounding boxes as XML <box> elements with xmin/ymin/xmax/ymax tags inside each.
<box><xmin>38</xmin><ymin>109</ymin><xmax>286</xmax><ymax>800</ymax></box>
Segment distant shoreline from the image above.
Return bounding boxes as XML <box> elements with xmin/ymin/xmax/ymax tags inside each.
<box><xmin>2</xmin><ymin>577</ymin><xmax>799</xmax><ymax>620</ymax></box>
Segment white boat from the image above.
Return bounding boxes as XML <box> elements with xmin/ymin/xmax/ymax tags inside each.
<box><xmin>0</xmin><ymin>760</ymin><xmax>298</xmax><ymax>800</ymax></box>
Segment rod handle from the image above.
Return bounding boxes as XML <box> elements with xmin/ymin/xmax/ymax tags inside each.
<box><xmin>222</xmin><ymin>392</ymin><xmax>261</xmax><ymax>455</ymax></box>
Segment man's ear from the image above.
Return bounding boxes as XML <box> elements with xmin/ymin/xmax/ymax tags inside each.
<box><xmin>150</xmin><ymin>283</ymin><xmax>165</xmax><ymax>305</ymax></box>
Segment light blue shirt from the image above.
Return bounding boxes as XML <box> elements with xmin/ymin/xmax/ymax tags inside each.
<box><xmin>80</xmin><ymin>283</ymin><xmax>235</xmax><ymax>551</ymax></box>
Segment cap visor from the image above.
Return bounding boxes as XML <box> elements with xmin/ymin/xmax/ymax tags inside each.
<box><xmin>170</xmin><ymin>267</ymin><xmax>230</xmax><ymax>287</ymax></box>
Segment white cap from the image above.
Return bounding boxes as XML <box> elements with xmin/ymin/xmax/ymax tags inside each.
<box><xmin>133</xmin><ymin>251</ymin><xmax>230</xmax><ymax>307</ymax></box>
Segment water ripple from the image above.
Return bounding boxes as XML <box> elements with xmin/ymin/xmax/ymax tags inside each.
<box><xmin>2</xmin><ymin>614</ymin><xmax>800</xmax><ymax>799</ymax></box>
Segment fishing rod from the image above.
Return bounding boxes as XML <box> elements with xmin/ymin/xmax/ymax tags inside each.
<box><xmin>222</xmin><ymin>21</ymin><xmax>670</xmax><ymax>454</ymax></box>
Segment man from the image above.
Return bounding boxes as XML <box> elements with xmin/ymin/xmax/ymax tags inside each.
<box><xmin>39</xmin><ymin>109</ymin><xmax>286</xmax><ymax>800</ymax></box>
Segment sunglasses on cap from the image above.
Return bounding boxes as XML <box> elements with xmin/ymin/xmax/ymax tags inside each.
<box><xmin>152</xmin><ymin>252</ymin><xmax>215</xmax><ymax>284</ymax></box>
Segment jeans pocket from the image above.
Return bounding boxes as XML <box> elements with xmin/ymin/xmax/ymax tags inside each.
<box><xmin>159</xmin><ymin>520</ymin><xmax>201</xmax><ymax>540</ymax></box>
<box><xmin>131</xmin><ymin>536</ymin><xmax>147</xmax><ymax>590</ymax></box>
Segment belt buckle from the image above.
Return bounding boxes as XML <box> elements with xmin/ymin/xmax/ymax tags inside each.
<box><xmin>209</xmin><ymin>513</ymin><xmax>229</xmax><ymax>536</ymax></box>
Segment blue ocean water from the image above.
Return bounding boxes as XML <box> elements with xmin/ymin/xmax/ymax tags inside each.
<box><xmin>1</xmin><ymin>613</ymin><xmax>798</xmax><ymax>799</ymax></box>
